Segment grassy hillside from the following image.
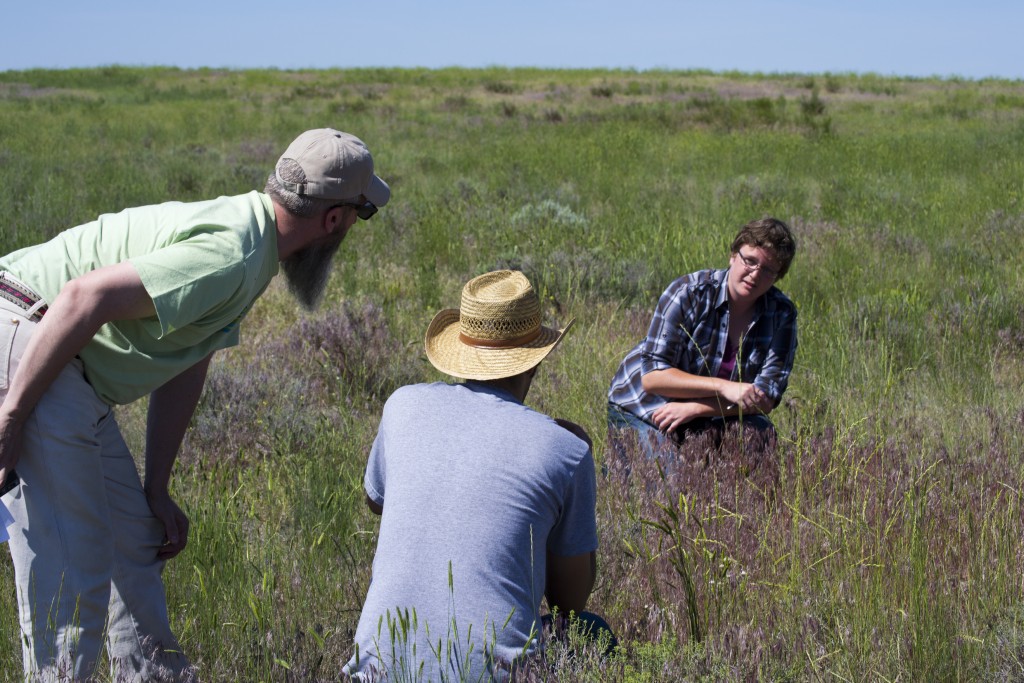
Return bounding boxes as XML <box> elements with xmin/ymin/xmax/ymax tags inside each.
<box><xmin>0</xmin><ymin>66</ymin><xmax>1022</xmax><ymax>680</ymax></box>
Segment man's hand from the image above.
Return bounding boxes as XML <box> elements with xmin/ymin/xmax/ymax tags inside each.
<box><xmin>0</xmin><ymin>414</ymin><xmax>24</xmax><ymax>491</ymax></box>
<box><xmin>142</xmin><ymin>355</ymin><xmax>211</xmax><ymax>562</ymax></box>
<box><xmin>145</xmin><ymin>488</ymin><xmax>190</xmax><ymax>560</ymax></box>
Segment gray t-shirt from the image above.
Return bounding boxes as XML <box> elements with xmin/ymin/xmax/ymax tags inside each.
<box><xmin>345</xmin><ymin>381</ymin><xmax>598</xmax><ymax>682</ymax></box>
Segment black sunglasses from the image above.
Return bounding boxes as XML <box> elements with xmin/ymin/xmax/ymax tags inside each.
<box><xmin>339</xmin><ymin>201</ymin><xmax>378</xmax><ymax>221</ymax></box>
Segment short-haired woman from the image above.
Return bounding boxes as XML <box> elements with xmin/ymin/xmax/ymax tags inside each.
<box><xmin>608</xmin><ymin>217</ymin><xmax>798</xmax><ymax>456</ymax></box>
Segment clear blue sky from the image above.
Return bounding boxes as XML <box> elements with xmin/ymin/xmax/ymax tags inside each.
<box><xmin>3</xmin><ymin>1</ymin><xmax>1021</xmax><ymax>80</ymax></box>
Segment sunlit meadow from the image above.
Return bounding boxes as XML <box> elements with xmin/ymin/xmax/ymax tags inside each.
<box><xmin>0</xmin><ymin>66</ymin><xmax>1022</xmax><ymax>681</ymax></box>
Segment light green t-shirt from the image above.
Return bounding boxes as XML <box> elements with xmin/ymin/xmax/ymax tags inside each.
<box><xmin>0</xmin><ymin>191</ymin><xmax>279</xmax><ymax>405</ymax></box>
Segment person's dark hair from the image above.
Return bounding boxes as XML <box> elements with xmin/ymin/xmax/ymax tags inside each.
<box><xmin>730</xmin><ymin>217</ymin><xmax>796</xmax><ymax>279</ymax></box>
<box><xmin>264</xmin><ymin>159</ymin><xmax>339</xmax><ymax>218</ymax></box>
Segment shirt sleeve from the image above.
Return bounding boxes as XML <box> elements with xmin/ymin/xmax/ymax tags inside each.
<box><xmin>640</xmin><ymin>278</ymin><xmax>694</xmax><ymax>376</ymax></box>
<box><xmin>130</xmin><ymin>231</ymin><xmax>246</xmax><ymax>338</ymax></box>
<box><xmin>363</xmin><ymin>428</ymin><xmax>387</xmax><ymax>507</ymax></box>
<box><xmin>547</xmin><ymin>450</ymin><xmax>598</xmax><ymax>557</ymax></box>
<box><xmin>752</xmin><ymin>302</ymin><xmax>798</xmax><ymax>402</ymax></box>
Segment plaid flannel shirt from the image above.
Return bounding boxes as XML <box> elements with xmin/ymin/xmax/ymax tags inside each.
<box><xmin>608</xmin><ymin>268</ymin><xmax>798</xmax><ymax>424</ymax></box>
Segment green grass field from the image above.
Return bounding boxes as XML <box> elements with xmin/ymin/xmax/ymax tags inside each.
<box><xmin>1</xmin><ymin>66</ymin><xmax>1023</xmax><ymax>681</ymax></box>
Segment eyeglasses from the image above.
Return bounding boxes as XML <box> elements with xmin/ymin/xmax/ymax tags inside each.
<box><xmin>337</xmin><ymin>201</ymin><xmax>378</xmax><ymax>221</ymax></box>
<box><xmin>736</xmin><ymin>251</ymin><xmax>780</xmax><ymax>279</ymax></box>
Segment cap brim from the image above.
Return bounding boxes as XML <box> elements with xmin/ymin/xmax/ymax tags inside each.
<box><xmin>424</xmin><ymin>309</ymin><xmax>573</xmax><ymax>381</ymax></box>
<box><xmin>364</xmin><ymin>175</ymin><xmax>390</xmax><ymax>208</ymax></box>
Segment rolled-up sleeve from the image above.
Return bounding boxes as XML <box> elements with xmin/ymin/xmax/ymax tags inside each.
<box><xmin>752</xmin><ymin>303</ymin><xmax>798</xmax><ymax>403</ymax></box>
<box><xmin>364</xmin><ymin>430</ymin><xmax>387</xmax><ymax>507</ymax></box>
<box><xmin>548</xmin><ymin>451</ymin><xmax>598</xmax><ymax>557</ymax></box>
<box><xmin>639</xmin><ymin>279</ymin><xmax>692</xmax><ymax>376</ymax></box>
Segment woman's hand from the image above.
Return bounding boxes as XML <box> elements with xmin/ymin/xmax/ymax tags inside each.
<box><xmin>651</xmin><ymin>401</ymin><xmax>705</xmax><ymax>434</ymax></box>
<box><xmin>720</xmin><ymin>382</ymin><xmax>769</xmax><ymax>412</ymax></box>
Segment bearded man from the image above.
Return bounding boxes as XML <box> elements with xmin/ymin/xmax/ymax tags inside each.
<box><xmin>0</xmin><ymin>128</ymin><xmax>389</xmax><ymax>681</ymax></box>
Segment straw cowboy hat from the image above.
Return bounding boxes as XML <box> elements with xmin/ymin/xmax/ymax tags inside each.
<box><xmin>425</xmin><ymin>270</ymin><xmax>574</xmax><ymax>381</ymax></box>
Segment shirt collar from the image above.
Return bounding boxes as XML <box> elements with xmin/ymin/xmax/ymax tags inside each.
<box><xmin>462</xmin><ymin>380</ymin><xmax>523</xmax><ymax>404</ymax></box>
<box><xmin>713</xmin><ymin>268</ymin><xmax>730</xmax><ymax>310</ymax></box>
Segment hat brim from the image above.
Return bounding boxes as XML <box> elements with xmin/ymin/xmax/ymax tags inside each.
<box><xmin>364</xmin><ymin>175</ymin><xmax>390</xmax><ymax>208</ymax></box>
<box><xmin>424</xmin><ymin>309</ymin><xmax>573</xmax><ymax>381</ymax></box>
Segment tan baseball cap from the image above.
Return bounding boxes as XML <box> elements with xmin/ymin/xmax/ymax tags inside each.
<box><xmin>275</xmin><ymin>128</ymin><xmax>390</xmax><ymax>207</ymax></box>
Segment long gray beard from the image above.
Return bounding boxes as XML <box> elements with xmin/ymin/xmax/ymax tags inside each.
<box><xmin>281</xmin><ymin>239</ymin><xmax>343</xmax><ymax>311</ymax></box>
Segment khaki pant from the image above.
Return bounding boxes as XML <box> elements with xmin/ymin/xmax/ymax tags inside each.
<box><xmin>0</xmin><ymin>297</ymin><xmax>191</xmax><ymax>681</ymax></box>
